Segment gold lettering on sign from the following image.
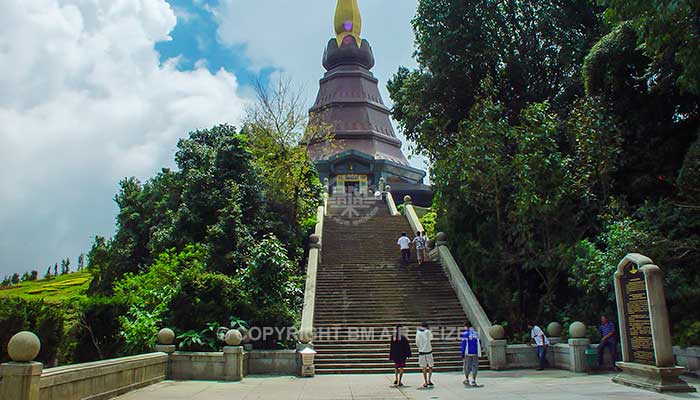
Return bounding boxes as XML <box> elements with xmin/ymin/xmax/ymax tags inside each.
<box><xmin>620</xmin><ymin>264</ymin><xmax>655</xmax><ymax>365</ymax></box>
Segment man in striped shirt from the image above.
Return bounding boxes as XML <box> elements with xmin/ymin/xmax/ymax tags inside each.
<box><xmin>598</xmin><ymin>315</ymin><xmax>617</xmax><ymax>369</ymax></box>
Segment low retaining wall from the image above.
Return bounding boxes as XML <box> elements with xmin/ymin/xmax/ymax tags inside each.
<box><xmin>674</xmin><ymin>346</ymin><xmax>700</xmax><ymax>376</ymax></box>
<box><xmin>39</xmin><ymin>353</ymin><xmax>167</xmax><ymax>400</ymax></box>
<box><xmin>247</xmin><ymin>350</ymin><xmax>299</xmax><ymax>375</ymax></box>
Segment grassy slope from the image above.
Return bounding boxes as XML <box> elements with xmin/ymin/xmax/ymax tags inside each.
<box><xmin>0</xmin><ymin>272</ymin><xmax>91</xmax><ymax>302</ymax></box>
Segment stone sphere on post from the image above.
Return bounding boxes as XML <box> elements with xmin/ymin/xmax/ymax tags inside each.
<box><xmin>309</xmin><ymin>234</ymin><xmax>321</xmax><ymax>249</ymax></box>
<box><xmin>157</xmin><ymin>328</ymin><xmax>175</xmax><ymax>345</ymax></box>
<box><xmin>384</xmin><ymin>185</ymin><xmax>391</xmax><ymax>192</ymax></box>
<box><xmin>435</xmin><ymin>232</ymin><xmax>447</xmax><ymax>244</ymax></box>
<box><xmin>8</xmin><ymin>331</ymin><xmax>41</xmax><ymax>362</ymax></box>
<box><xmin>299</xmin><ymin>328</ymin><xmax>314</xmax><ymax>344</ymax></box>
<box><xmin>225</xmin><ymin>329</ymin><xmax>243</xmax><ymax>346</ymax></box>
<box><xmin>569</xmin><ymin>321</ymin><xmax>587</xmax><ymax>338</ymax></box>
<box><xmin>489</xmin><ymin>325</ymin><xmax>505</xmax><ymax>340</ymax></box>
<box><xmin>403</xmin><ymin>195</ymin><xmax>412</xmax><ymax>205</ymax></box>
<box><xmin>547</xmin><ymin>322</ymin><xmax>563</xmax><ymax>338</ymax></box>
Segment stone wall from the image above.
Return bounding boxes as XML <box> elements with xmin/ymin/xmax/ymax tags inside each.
<box><xmin>247</xmin><ymin>350</ymin><xmax>299</xmax><ymax>375</ymax></box>
<box><xmin>674</xmin><ymin>347</ymin><xmax>700</xmax><ymax>376</ymax></box>
<box><xmin>38</xmin><ymin>353</ymin><xmax>167</xmax><ymax>400</ymax></box>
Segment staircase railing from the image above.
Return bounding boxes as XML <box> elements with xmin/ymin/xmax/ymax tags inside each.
<box><xmin>383</xmin><ymin>186</ymin><xmax>400</xmax><ymax>216</ymax></box>
<box><xmin>401</xmin><ymin>197</ymin><xmax>495</xmax><ymax>364</ymax></box>
<box><xmin>299</xmin><ymin>193</ymin><xmax>327</xmax><ymax>347</ymax></box>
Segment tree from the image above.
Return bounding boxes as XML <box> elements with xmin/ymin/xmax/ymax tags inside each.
<box><xmin>60</xmin><ymin>258</ymin><xmax>71</xmax><ymax>275</ymax></box>
<box><xmin>11</xmin><ymin>273</ymin><xmax>20</xmax><ymax>285</ymax></box>
<box><xmin>29</xmin><ymin>270</ymin><xmax>38</xmax><ymax>281</ymax></box>
<box><xmin>45</xmin><ymin>267</ymin><xmax>51</xmax><ymax>279</ymax></box>
<box><xmin>77</xmin><ymin>254</ymin><xmax>85</xmax><ymax>272</ymax></box>
<box><xmin>54</xmin><ymin>263</ymin><xmax>58</xmax><ymax>276</ymax></box>
<box><xmin>388</xmin><ymin>0</ymin><xmax>605</xmax><ymax>160</ymax></box>
<box><xmin>243</xmin><ymin>75</ymin><xmax>324</xmax><ymax>253</ymax></box>
<box><xmin>603</xmin><ymin>0</ymin><xmax>700</xmax><ymax>95</ymax></box>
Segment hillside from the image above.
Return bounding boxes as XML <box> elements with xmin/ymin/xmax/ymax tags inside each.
<box><xmin>0</xmin><ymin>272</ymin><xmax>91</xmax><ymax>302</ymax></box>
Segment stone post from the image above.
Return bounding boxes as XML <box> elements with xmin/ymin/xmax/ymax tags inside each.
<box><xmin>568</xmin><ymin>322</ymin><xmax>590</xmax><ymax>373</ymax></box>
<box><xmin>547</xmin><ymin>322</ymin><xmax>563</xmax><ymax>345</ymax></box>
<box><xmin>435</xmin><ymin>232</ymin><xmax>448</xmax><ymax>247</ymax></box>
<box><xmin>488</xmin><ymin>325</ymin><xmax>507</xmax><ymax>370</ymax></box>
<box><xmin>155</xmin><ymin>328</ymin><xmax>176</xmax><ymax>379</ymax></box>
<box><xmin>223</xmin><ymin>347</ymin><xmax>245</xmax><ymax>381</ymax></box>
<box><xmin>223</xmin><ymin>330</ymin><xmax>245</xmax><ymax>381</ymax></box>
<box><xmin>0</xmin><ymin>331</ymin><xmax>43</xmax><ymax>400</ymax></box>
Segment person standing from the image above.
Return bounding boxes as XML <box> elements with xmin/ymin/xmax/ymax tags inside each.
<box><xmin>598</xmin><ymin>315</ymin><xmax>617</xmax><ymax>370</ymax></box>
<box><xmin>389</xmin><ymin>325</ymin><xmax>411</xmax><ymax>386</ymax></box>
<box><xmin>461</xmin><ymin>321</ymin><xmax>481</xmax><ymax>387</ymax></box>
<box><xmin>413</xmin><ymin>231</ymin><xmax>425</xmax><ymax>266</ymax></box>
<box><xmin>397</xmin><ymin>232</ymin><xmax>411</xmax><ymax>266</ymax></box>
<box><xmin>416</xmin><ymin>322</ymin><xmax>435</xmax><ymax>388</ymax></box>
<box><xmin>421</xmin><ymin>232</ymin><xmax>429</xmax><ymax>262</ymax></box>
<box><xmin>528</xmin><ymin>322</ymin><xmax>550</xmax><ymax>370</ymax></box>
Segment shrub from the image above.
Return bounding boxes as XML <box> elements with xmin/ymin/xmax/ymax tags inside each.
<box><xmin>71</xmin><ymin>296</ymin><xmax>128</xmax><ymax>362</ymax></box>
<box><xmin>0</xmin><ymin>298</ymin><xmax>65</xmax><ymax>365</ymax></box>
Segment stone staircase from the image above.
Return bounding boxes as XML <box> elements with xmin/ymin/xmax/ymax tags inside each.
<box><xmin>313</xmin><ymin>194</ymin><xmax>489</xmax><ymax>374</ymax></box>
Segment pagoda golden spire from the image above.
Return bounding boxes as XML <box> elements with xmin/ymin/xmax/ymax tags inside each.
<box><xmin>334</xmin><ymin>0</ymin><xmax>362</xmax><ymax>48</ymax></box>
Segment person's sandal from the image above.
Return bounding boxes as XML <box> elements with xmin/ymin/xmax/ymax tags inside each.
<box><xmin>393</xmin><ymin>380</ymin><xmax>398</xmax><ymax>385</ymax></box>
<box><xmin>398</xmin><ymin>383</ymin><xmax>404</xmax><ymax>387</ymax></box>
<box><xmin>422</xmin><ymin>383</ymin><xmax>429</xmax><ymax>388</ymax></box>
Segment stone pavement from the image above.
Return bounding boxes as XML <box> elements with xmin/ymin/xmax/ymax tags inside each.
<box><xmin>115</xmin><ymin>370</ymin><xmax>699</xmax><ymax>400</ymax></box>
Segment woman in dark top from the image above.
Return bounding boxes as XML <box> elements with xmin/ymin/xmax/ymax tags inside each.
<box><xmin>389</xmin><ymin>324</ymin><xmax>412</xmax><ymax>386</ymax></box>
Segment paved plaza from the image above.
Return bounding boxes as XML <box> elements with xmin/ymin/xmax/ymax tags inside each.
<box><xmin>116</xmin><ymin>370</ymin><xmax>699</xmax><ymax>400</ymax></box>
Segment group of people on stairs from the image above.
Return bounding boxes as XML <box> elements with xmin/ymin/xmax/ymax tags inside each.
<box><xmin>397</xmin><ymin>231</ymin><xmax>428</xmax><ymax>266</ymax></box>
<box><xmin>389</xmin><ymin>321</ymin><xmax>482</xmax><ymax>389</ymax></box>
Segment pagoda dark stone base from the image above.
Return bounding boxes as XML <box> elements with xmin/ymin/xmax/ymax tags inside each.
<box><xmin>612</xmin><ymin>362</ymin><xmax>696</xmax><ymax>393</ymax></box>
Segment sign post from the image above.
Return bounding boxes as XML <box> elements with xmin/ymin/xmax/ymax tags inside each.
<box><xmin>612</xmin><ymin>254</ymin><xmax>695</xmax><ymax>392</ymax></box>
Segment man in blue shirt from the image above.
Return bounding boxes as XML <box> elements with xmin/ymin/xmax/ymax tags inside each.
<box><xmin>598</xmin><ymin>315</ymin><xmax>617</xmax><ymax>370</ymax></box>
<box><xmin>460</xmin><ymin>321</ymin><xmax>481</xmax><ymax>387</ymax></box>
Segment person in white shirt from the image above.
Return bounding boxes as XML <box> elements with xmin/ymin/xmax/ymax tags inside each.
<box><xmin>397</xmin><ymin>232</ymin><xmax>411</xmax><ymax>266</ymax></box>
<box><xmin>416</xmin><ymin>322</ymin><xmax>435</xmax><ymax>388</ymax></box>
<box><xmin>528</xmin><ymin>323</ymin><xmax>550</xmax><ymax>370</ymax></box>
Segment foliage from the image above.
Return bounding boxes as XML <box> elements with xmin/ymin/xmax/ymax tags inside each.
<box><xmin>0</xmin><ymin>272</ymin><xmax>91</xmax><ymax>302</ymax></box>
<box><xmin>603</xmin><ymin>0</ymin><xmax>700</xmax><ymax>95</ymax></box>
<box><xmin>388</xmin><ymin>0</ymin><xmax>605</xmax><ymax>159</ymax></box>
<box><xmin>675</xmin><ymin>321</ymin><xmax>700</xmax><ymax>348</ymax></box>
<box><xmin>88</xmin><ymin>125</ymin><xmax>265</xmax><ymax>293</ymax></box>
<box><xmin>71</xmin><ymin>296</ymin><xmax>128</xmax><ymax>362</ymax></box>
<box><xmin>243</xmin><ymin>76</ymin><xmax>323</xmax><ymax>260</ymax></box>
<box><xmin>0</xmin><ymin>298</ymin><xmax>66</xmax><ymax>365</ymax></box>
<box><xmin>418</xmin><ymin>207</ymin><xmax>437</xmax><ymax>239</ymax></box>
<box><xmin>114</xmin><ymin>245</ymin><xmax>207</xmax><ymax>354</ymax></box>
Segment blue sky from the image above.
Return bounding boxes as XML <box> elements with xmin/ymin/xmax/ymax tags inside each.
<box><xmin>155</xmin><ymin>0</ymin><xmax>278</xmax><ymax>88</ymax></box>
<box><xmin>0</xmin><ymin>0</ymin><xmax>421</xmax><ymax>277</ymax></box>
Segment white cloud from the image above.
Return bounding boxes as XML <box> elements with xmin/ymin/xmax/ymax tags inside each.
<box><xmin>0</xmin><ymin>0</ymin><xmax>247</xmax><ymax>276</ymax></box>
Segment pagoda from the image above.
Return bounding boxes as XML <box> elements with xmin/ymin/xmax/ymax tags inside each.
<box><xmin>305</xmin><ymin>0</ymin><xmax>432</xmax><ymax>204</ymax></box>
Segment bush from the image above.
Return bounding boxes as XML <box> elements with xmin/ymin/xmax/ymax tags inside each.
<box><xmin>167</xmin><ymin>270</ymin><xmax>250</xmax><ymax>334</ymax></box>
<box><xmin>675</xmin><ymin>320</ymin><xmax>700</xmax><ymax>348</ymax></box>
<box><xmin>0</xmin><ymin>298</ymin><xmax>65</xmax><ymax>366</ymax></box>
<box><xmin>71</xmin><ymin>296</ymin><xmax>128</xmax><ymax>362</ymax></box>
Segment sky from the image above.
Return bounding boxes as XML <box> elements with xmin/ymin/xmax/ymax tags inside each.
<box><xmin>0</xmin><ymin>0</ymin><xmax>422</xmax><ymax>277</ymax></box>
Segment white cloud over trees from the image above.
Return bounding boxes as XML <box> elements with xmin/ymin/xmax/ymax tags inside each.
<box><xmin>0</xmin><ymin>0</ymin><xmax>246</xmax><ymax>276</ymax></box>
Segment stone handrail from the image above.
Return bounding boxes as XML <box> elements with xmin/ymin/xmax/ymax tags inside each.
<box><xmin>433</xmin><ymin>242</ymin><xmax>494</xmax><ymax>350</ymax></box>
<box><xmin>403</xmin><ymin>202</ymin><xmax>424</xmax><ymax>234</ymax></box>
<box><xmin>385</xmin><ymin>191</ymin><xmax>399</xmax><ymax>216</ymax></box>
<box><xmin>299</xmin><ymin>204</ymin><xmax>325</xmax><ymax>344</ymax></box>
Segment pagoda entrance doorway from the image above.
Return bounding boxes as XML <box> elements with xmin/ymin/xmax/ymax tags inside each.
<box><xmin>335</xmin><ymin>174</ymin><xmax>368</xmax><ymax>194</ymax></box>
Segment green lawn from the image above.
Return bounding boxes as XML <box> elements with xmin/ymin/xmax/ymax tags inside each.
<box><xmin>0</xmin><ymin>272</ymin><xmax>91</xmax><ymax>302</ymax></box>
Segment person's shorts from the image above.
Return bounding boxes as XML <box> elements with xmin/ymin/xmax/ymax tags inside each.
<box><xmin>418</xmin><ymin>353</ymin><xmax>434</xmax><ymax>368</ymax></box>
<box><xmin>463</xmin><ymin>355</ymin><xmax>479</xmax><ymax>374</ymax></box>
<box><xmin>393</xmin><ymin>359</ymin><xmax>406</xmax><ymax>368</ymax></box>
